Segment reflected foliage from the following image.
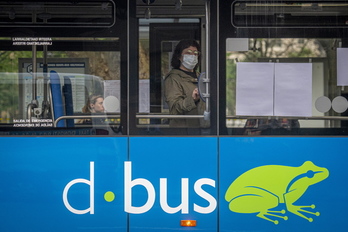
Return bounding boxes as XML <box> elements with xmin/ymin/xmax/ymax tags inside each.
<box><xmin>0</xmin><ymin>51</ymin><xmax>41</xmax><ymax>121</ymax></box>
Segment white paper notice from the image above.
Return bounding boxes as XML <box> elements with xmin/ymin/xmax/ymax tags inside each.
<box><xmin>274</xmin><ymin>63</ymin><xmax>312</xmax><ymax>117</ymax></box>
<box><xmin>337</xmin><ymin>48</ymin><xmax>348</xmax><ymax>86</ymax></box>
<box><xmin>236</xmin><ymin>62</ymin><xmax>274</xmax><ymax>116</ymax></box>
<box><xmin>104</xmin><ymin>80</ymin><xmax>120</xmax><ymax>113</ymax></box>
<box><xmin>139</xmin><ymin>79</ymin><xmax>150</xmax><ymax>113</ymax></box>
<box><xmin>226</xmin><ymin>38</ymin><xmax>249</xmax><ymax>52</ymax></box>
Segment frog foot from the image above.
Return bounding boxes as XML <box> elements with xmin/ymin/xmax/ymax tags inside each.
<box><xmin>257</xmin><ymin>209</ymin><xmax>288</xmax><ymax>225</ymax></box>
<box><xmin>287</xmin><ymin>204</ymin><xmax>320</xmax><ymax>222</ymax></box>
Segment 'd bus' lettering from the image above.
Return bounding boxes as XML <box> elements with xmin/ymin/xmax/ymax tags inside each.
<box><xmin>124</xmin><ymin>161</ymin><xmax>156</xmax><ymax>214</ymax></box>
<box><xmin>194</xmin><ymin>178</ymin><xmax>217</xmax><ymax>214</ymax></box>
<box><xmin>160</xmin><ymin>178</ymin><xmax>189</xmax><ymax>214</ymax></box>
<box><xmin>124</xmin><ymin>161</ymin><xmax>217</xmax><ymax>214</ymax></box>
<box><xmin>62</xmin><ymin>162</ymin><xmax>95</xmax><ymax>214</ymax></box>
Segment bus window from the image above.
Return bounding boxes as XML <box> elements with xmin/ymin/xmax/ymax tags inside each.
<box><xmin>225</xmin><ymin>37</ymin><xmax>348</xmax><ymax>135</ymax></box>
<box><xmin>0</xmin><ymin>37</ymin><xmax>121</xmax><ymax>136</ymax></box>
<box><xmin>232</xmin><ymin>1</ymin><xmax>348</xmax><ymax>28</ymax></box>
<box><xmin>134</xmin><ymin>0</ymin><xmax>212</xmax><ymax>135</ymax></box>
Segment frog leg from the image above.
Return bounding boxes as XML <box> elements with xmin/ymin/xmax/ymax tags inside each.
<box><xmin>286</xmin><ymin>204</ymin><xmax>320</xmax><ymax>222</ymax></box>
<box><xmin>249</xmin><ymin>186</ymin><xmax>288</xmax><ymax>224</ymax></box>
<box><xmin>257</xmin><ymin>209</ymin><xmax>288</xmax><ymax>225</ymax></box>
<box><xmin>228</xmin><ymin>186</ymin><xmax>289</xmax><ymax>224</ymax></box>
<box><xmin>284</xmin><ymin>190</ymin><xmax>320</xmax><ymax>222</ymax></box>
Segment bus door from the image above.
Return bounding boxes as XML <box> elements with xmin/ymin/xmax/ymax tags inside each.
<box><xmin>127</xmin><ymin>1</ymin><xmax>218</xmax><ymax>232</ymax></box>
<box><xmin>148</xmin><ymin>23</ymin><xmax>201</xmax><ymax>122</ymax></box>
<box><xmin>132</xmin><ymin>0</ymin><xmax>216</xmax><ymax>135</ymax></box>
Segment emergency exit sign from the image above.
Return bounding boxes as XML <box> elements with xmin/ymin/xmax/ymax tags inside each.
<box><xmin>12</xmin><ymin>37</ymin><xmax>52</xmax><ymax>46</ymax></box>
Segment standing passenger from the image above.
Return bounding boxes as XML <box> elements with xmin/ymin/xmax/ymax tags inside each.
<box><xmin>164</xmin><ymin>39</ymin><xmax>206</xmax><ymax>128</ymax></box>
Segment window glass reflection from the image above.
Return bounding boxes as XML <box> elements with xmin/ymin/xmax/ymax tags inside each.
<box><xmin>226</xmin><ymin>38</ymin><xmax>347</xmax><ymax>134</ymax></box>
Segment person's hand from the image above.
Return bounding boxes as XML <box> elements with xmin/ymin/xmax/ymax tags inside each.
<box><xmin>192</xmin><ymin>88</ymin><xmax>200</xmax><ymax>102</ymax></box>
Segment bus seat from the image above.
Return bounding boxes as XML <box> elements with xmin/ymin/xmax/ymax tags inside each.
<box><xmin>49</xmin><ymin>70</ymin><xmax>65</xmax><ymax>127</ymax></box>
<box><xmin>63</xmin><ymin>76</ymin><xmax>74</xmax><ymax>127</ymax></box>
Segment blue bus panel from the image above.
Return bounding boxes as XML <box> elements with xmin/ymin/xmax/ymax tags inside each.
<box><xmin>220</xmin><ymin>137</ymin><xmax>348</xmax><ymax>232</ymax></box>
<box><xmin>129</xmin><ymin>137</ymin><xmax>218</xmax><ymax>232</ymax></box>
<box><xmin>0</xmin><ymin>137</ymin><xmax>128</xmax><ymax>232</ymax></box>
<box><xmin>1</xmin><ymin>137</ymin><xmax>348</xmax><ymax>231</ymax></box>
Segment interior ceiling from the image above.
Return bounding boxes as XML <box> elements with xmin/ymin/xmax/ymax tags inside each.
<box><xmin>0</xmin><ymin>0</ymin><xmax>207</xmax><ymax>26</ymax></box>
<box><xmin>136</xmin><ymin>0</ymin><xmax>206</xmax><ymax>18</ymax></box>
<box><xmin>234</xmin><ymin>2</ymin><xmax>348</xmax><ymax>16</ymax></box>
<box><xmin>0</xmin><ymin>1</ymin><xmax>115</xmax><ymax>26</ymax></box>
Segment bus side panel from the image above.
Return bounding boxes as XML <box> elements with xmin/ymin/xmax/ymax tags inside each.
<box><xmin>0</xmin><ymin>137</ymin><xmax>128</xmax><ymax>232</ymax></box>
<box><xmin>219</xmin><ymin>137</ymin><xmax>348</xmax><ymax>232</ymax></box>
<box><xmin>129</xmin><ymin>137</ymin><xmax>218</xmax><ymax>232</ymax></box>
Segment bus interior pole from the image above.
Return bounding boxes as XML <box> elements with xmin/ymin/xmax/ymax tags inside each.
<box><xmin>30</xmin><ymin>9</ymin><xmax>39</xmax><ymax>119</ymax></box>
<box><xmin>32</xmin><ymin>45</ymin><xmax>37</xmax><ymax>103</ymax></box>
<box><xmin>27</xmin><ymin>44</ymin><xmax>38</xmax><ymax>120</ymax></box>
<box><xmin>41</xmin><ymin>6</ymin><xmax>50</xmax><ymax>119</ymax></box>
<box><xmin>42</xmin><ymin>45</ymin><xmax>49</xmax><ymax>118</ymax></box>
<box><xmin>204</xmin><ymin>0</ymin><xmax>210</xmax><ymax>120</ymax></box>
<box><xmin>32</xmin><ymin>8</ymin><xmax>37</xmax><ymax>106</ymax></box>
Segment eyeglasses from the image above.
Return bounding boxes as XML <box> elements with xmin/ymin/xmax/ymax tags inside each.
<box><xmin>182</xmin><ymin>49</ymin><xmax>200</xmax><ymax>56</ymax></box>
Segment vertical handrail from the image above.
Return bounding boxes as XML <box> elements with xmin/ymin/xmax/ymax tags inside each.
<box><xmin>205</xmin><ymin>0</ymin><xmax>210</xmax><ymax>113</ymax></box>
<box><xmin>31</xmin><ymin>10</ymin><xmax>37</xmax><ymax>103</ymax></box>
<box><xmin>32</xmin><ymin>45</ymin><xmax>37</xmax><ymax>101</ymax></box>
<box><xmin>28</xmin><ymin>10</ymin><xmax>38</xmax><ymax>122</ymax></box>
<box><xmin>127</xmin><ymin>0</ymin><xmax>130</xmax><ymax>135</ymax></box>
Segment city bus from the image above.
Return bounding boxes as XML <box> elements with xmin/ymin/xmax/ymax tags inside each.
<box><xmin>0</xmin><ymin>0</ymin><xmax>347</xmax><ymax>231</ymax></box>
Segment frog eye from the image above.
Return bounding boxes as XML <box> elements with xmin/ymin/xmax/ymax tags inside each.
<box><xmin>306</xmin><ymin>170</ymin><xmax>315</xmax><ymax>178</ymax></box>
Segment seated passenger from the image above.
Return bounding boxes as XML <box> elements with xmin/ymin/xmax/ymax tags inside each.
<box><xmin>164</xmin><ymin>39</ymin><xmax>206</xmax><ymax>128</ymax></box>
<box><xmin>78</xmin><ymin>95</ymin><xmax>105</xmax><ymax>124</ymax></box>
<box><xmin>244</xmin><ymin>118</ymin><xmax>300</xmax><ymax>135</ymax></box>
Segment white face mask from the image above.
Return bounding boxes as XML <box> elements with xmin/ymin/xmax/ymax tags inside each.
<box><xmin>182</xmin><ymin>54</ymin><xmax>198</xmax><ymax>70</ymax></box>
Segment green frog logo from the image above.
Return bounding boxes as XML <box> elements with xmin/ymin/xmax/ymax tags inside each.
<box><xmin>225</xmin><ymin>161</ymin><xmax>329</xmax><ymax>224</ymax></box>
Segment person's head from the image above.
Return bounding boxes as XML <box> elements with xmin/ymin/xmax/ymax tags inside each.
<box><xmin>89</xmin><ymin>95</ymin><xmax>104</xmax><ymax>113</ymax></box>
<box><xmin>171</xmin><ymin>39</ymin><xmax>201</xmax><ymax>72</ymax></box>
<box><xmin>82</xmin><ymin>95</ymin><xmax>104</xmax><ymax>113</ymax></box>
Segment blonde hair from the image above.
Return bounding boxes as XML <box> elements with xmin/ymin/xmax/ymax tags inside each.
<box><xmin>81</xmin><ymin>95</ymin><xmax>103</xmax><ymax>113</ymax></box>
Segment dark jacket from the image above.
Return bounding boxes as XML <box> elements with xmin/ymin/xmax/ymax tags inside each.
<box><xmin>164</xmin><ymin>69</ymin><xmax>206</xmax><ymax>127</ymax></box>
